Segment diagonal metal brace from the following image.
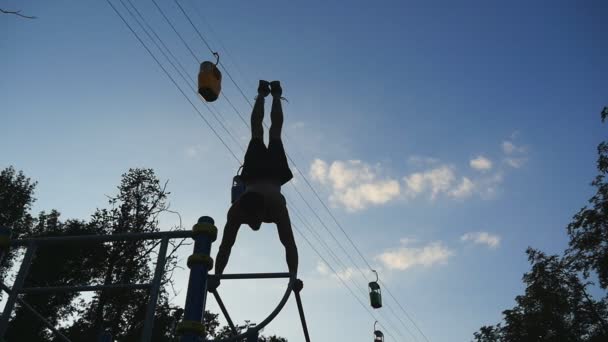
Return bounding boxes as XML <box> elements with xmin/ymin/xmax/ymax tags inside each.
<box><xmin>211</xmin><ymin>290</ymin><xmax>238</xmax><ymax>336</ymax></box>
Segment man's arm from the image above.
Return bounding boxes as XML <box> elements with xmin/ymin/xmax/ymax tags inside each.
<box><xmin>275</xmin><ymin>204</ymin><xmax>298</xmax><ymax>275</ymax></box>
<box><xmin>215</xmin><ymin>205</ymin><xmax>243</xmax><ymax>276</ymax></box>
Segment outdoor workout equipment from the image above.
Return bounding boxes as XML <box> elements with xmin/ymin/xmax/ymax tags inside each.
<box><xmin>198</xmin><ymin>52</ymin><xmax>222</xmax><ymax>102</ymax></box>
<box><xmin>177</xmin><ymin>216</ymin><xmax>310</xmax><ymax>342</ymax></box>
<box><xmin>373</xmin><ymin>321</ymin><xmax>384</xmax><ymax>342</ymax></box>
<box><xmin>369</xmin><ymin>270</ymin><xmax>382</xmax><ymax>309</ymax></box>
<box><xmin>0</xmin><ymin>216</ymin><xmax>310</xmax><ymax>342</ymax></box>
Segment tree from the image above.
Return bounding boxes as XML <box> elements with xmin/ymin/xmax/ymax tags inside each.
<box><xmin>5</xmin><ymin>211</ymin><xmax>103</xmax><ymax>341</ymax></box>
<box><xmin>472</xmin><ymin>107</ymin><xmax>608</xmax><ymax>341</ymax></box>
<box><xmin>0</xmin><ymin>8</ymin><xmax>36</xmax><ymax>19</ymax></box>
<box><xmin>567</xmin><ymin>106</ymin><xmax>608</xmax><ymax>289</ymax></box>
<box><xmin>1</xmin><ymin>167</ymin><xmax>288</xmax><ymax>341</ymax></box>
<box><xmin>473</xmin><ymin>249</ymin><xmax>607</xmax><ymax>341</ymax></box>
<box><xmin>0</xmin><ymin>166</ymin><xmax>36</xmax><ymax>298</ymax></box>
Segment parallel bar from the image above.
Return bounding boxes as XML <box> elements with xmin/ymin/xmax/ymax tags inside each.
<box><xmin>212</xmin><ymin>290</ymin><xmax>237</xmax><ymax>335</ymax></box>
<box><xmin>11</xmin><ymin>230</ymin><xmax>193</xmax><ymax>247</ymax></box>
<box><xmin>0</xmin><ymin>243</ymin><xmax>37</xmax><ymax>335</ymax></box>
<box><xmin>216</xmin><ymin>272</ymin><xmax>291</xmax><ymax>280</ymax></box>
<box><xmin>294</xmin><ymin>291</ymin><xmax>311</xmax><ymax>342</ymax></box>
<box><xmin>20</xmin><ymin>283</ymin><xmax>151</xmax><ymax>294</ymax></box>
<box><xmin>141</xmin><ymin>237</ymin><xmax>169</xmax><ymax>342</ymax></box>
<box><xmin>0</xmin><ymin>282</ymin><xmax>72</xmax><ymax>342</ymax></box>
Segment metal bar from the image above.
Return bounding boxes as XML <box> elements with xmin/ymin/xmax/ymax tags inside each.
<box><xmin>0</xmin><ymin>282</ymin><xmax>71</xmax><ymax>342</ymax></box>
<box><xmin>212</xmin><ymin>290</ymin><xmax>237</xmax><ymax>335</ymax></box>
<box><xmin>11</xmin><ymin>230</ymin><xmax>194</xmax><ymax>247</ymax></box>
<box><xmin>212</xmin><ymin>273</ymin><xmax>296</xmax><ymax>342</ymax></box>
<box><xmin>0</xmin><ymin>242</ymin><xmax>37</xmax><ymax>336</ymax></box>
<box><xmin>294</xmin><ymin>291</ymin><xmax>311</xmax><ymax>342</ymax></box>
<box><xmin>216</xmin><ymin>272</ymin><xmax>291</xmax><ymax>280</ymax></box>
<box><xmin>20</xmin><ymin>283</ymin><xmax>151</xmax><ymax>294</ymax></box>
<box><xmin>246</xmin><ymin>329</ymin><xmax>258</xmax><ymax>342</ymax></box>
<box><xmin>141</xmin><ymin>237</ymin><xmax>169</xmax><ymax>342</ymax></box>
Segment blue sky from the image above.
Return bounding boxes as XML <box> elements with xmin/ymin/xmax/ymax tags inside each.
<box><xmin>1</xmin><ymin>0</ymin><xmax>607</xmax><ymax>341</ymax></box>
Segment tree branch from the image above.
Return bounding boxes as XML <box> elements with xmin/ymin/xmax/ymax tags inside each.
<box><xmin>1</xmin><ymin>8</ymin><xmax>37</xmax><ymax>19</ymax></box>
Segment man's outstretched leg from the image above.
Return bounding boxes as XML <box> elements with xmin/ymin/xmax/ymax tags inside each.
<box><xmin>251</xmin><ymin>80</ymin><xmax>270</xmax><ymax>141</ymax></box>
<box><xmin>269</xmin><ymin>81</ymin><xmax>284</xmax><ymax>140</ymax></box>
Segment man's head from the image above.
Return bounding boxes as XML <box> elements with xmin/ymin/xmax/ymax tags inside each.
<box><xmin>239</xmin><ymin>191</ymin><xmax>265</xmax><ymax>230</ymax></box>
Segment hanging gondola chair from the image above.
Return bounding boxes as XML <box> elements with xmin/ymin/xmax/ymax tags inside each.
<box><xmin>373</xmin><ymin>321</ymin><xmax>384</xmax><ymax>342</ymax></box>
<box><xmin>369</xmin><ymin>270</ymin><xmax>382</xmax><ymax>309</ymax></box>
<box><xmin>198</xmin><ymin>52</ymin><xmax>222</xmax><ymax>102</ymax></box>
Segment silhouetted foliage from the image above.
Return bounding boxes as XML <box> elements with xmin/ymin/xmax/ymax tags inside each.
<box><xmin>0</xmin><ymin>166</ymin><xmax>36</xmax><ymax>299</ymax></box>
<box><xmin>473</xmin><ymin>108</ymin><xmax>608</xmax><ymax>341</ymax></box>
<box><xmin>567</xmin><ymin>110</ymin><xmax>608</xmax><ymax>288</ymax></box>
<box><xmin>1</xmin><ymin>167</ymin><xmax>288</xmax><ymax>341</ymax></box>
<box><xmin>473</xmin><ymin>249</ymin><xmax>607</xmax><ymax>341</ymax></box>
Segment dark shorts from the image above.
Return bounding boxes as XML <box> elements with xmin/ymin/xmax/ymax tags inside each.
<box><xmin>241</xmin><ymin>138</ymin><xmax>293</xmax><ymax>186</ymax></box>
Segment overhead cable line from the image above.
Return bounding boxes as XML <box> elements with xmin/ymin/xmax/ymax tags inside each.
<box><xmin>165</xmin><ymin>3</ymin><xmax>431</xmax><ymax>340</ymax></box>
<box><xmin>288</xmin><ymin>201</ymin><xmax>416</xmax><ymax>341</ymax></box>
<box><xmin>104</xmin><ymin>0</ymin><xmax>241</xmax><ymax>164</ymax></box>
<box><xmin>111</xmin><ymin>1</ymin><xmax>429</xmax><ymax>340</ymax></box>
<box><xmin>173</xmin><ymin>0</ymin><xmax>253</xmax><ymax>108</ymax></box>
<box><xmin>291</xmin><ymin>221</ymin><xmax>398</xmax><ymax>342</ymax></box>
<box><xmin>119</xmin><ymin>0</ymin><xmax>245</xmax><ymax>155</ymax></box>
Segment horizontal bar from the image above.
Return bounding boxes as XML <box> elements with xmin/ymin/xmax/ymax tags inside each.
<box><xmin>11</xmin><ymin>230</ymin><xmax>194</xmax><ymax>247</ymax></box>
<box><xmin>215</xmin><ymin>272</ymin><xmax>292</xmax><ymax>280</ymax></box>
<box><xmin>20</xmin><ymin>283</ymin><xmax>151</xmax><ymax>294</ymax></box>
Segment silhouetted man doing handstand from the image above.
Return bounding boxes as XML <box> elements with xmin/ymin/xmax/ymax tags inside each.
<box><xmin>213</xmin><ymin>80</ymin><xmax>298</xmax><ymax>286</ymax></box>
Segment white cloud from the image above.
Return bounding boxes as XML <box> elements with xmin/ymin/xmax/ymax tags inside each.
<box><xmin>316</xmin><ymin>261</ymin><xmax>329</xmax><ymax>275</ymax></box>
<box><xmin>502</xmin><ymin>140</ymin><xmax>528</xmax><ymax>168</ymax></box>
<box><xmin>309</xmin><ymin>159</ymin><xmax>400</xmax><ymax>211</ymax></box>
<box><xmin>407</xmin><ymin>155</ymin><xmax>440</xmax><ymax>167</ymax></box>
<box><xmin>316</xmin><ymin>261</ymin><xmax>360</xmax><ymax>281</ymax></box>
<box><xmin>505</xmin><ymin>157</ymin><xmax>527</xmax><ymax>169</ymax></box>
<box><xmin>403</xmin><ymin>166</ymin><xmax>456</xmax><ymax>200</ymax></box>
<box><xmin>449</xmin><ymin>177</ymin><xmax>475</xmax><ymax>199</ymax></box>
<box><xmin>185</xmin><ymin>145</ymin><xmax>207</xmax><ymax>158</ymax></box>
<box><xmin>502</xmin><ymin>141</ymin><xmax>516</xmax><ymax>155</ymax></box>
<box><xmin>376</xmin><ymin>241</ymin><xmax>453</xmax><ymax>271</ymax></box>
<box><xmin>470</xmin><ymin>156</ymin><xmax>493</xmax><ymax>171</ymax></box>
<box><xmin>310</xmin><ymin>159</ymin><xmax>328</xmax><ymax>183</ymax></box>
<box><xmin>461</xmin><ymin>232</ymin><xmax>501</xmax><ymax>248</ymax></box>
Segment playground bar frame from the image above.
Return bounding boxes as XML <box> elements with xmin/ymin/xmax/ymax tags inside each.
<box><xmin>0</xmin><ymin>229</ymin><xmax>195</xmax><ymax>341</ymax></box>
<box><xmin>0</xmin><ymin>218</ymin><xmax>311</xmax><ymax>342</ymax></box>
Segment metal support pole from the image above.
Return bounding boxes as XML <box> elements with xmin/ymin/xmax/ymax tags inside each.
<box><xmin>294</xmin><ymin>290</ymin><xmax>311</xmax><ymax>342</ymax></box>
<box><xmin>179</xmin><ymin>216</ymin><xmax>216</xmax><ymax>342</ymax></box>
<box><xmin>0</xmin><ymin>226</ymin><xmax>10</xmax><ymax>265</ymax></box>
<box><xmin>0</xmin><ymin>242</ymin><xmax>37</xmax><ymax>336</ymax></box>
<box><xmin>246</xmin><ymin>329</ymin><xmax>259</xmax><ymax>342</ymax></box>
<box><xmin>141</xmin><ymin>237</ymin><xmax>169</xmax><ymax>341</ymax></box>
<box><xmin>211</xmin><ymin>290</ymin><xmax>237</xmax><ymax>335</ymax></box>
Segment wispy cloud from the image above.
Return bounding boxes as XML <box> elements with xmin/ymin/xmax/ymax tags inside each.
<box><xmin>184</xmin><ymin>145</ymin><xmax>208</xmax><ymax>159</ymax></box>
<box><xmin>403</xmin><ymin>165</ymin><xmax>456</xmax><ymax>200</ymax></box>
<box><xmin>310</xmin><ymin>159</ymin><xmax>400</xmax><ymax>212</ymax></box>
<box><xmin>376</xmin><ymin>240</ymin><xmax>454</xmax><ymax>271</ymax></box>
<box><xmin>470</xmin><ymin>156</ymin><xmax>493</xmax><ymax>171</ymax></box>
<box><xmin>502</xmin><ymin>138</ymin><xmax>528</xmax><ymax>169</ymax></box>
<box><xmin>461</xmin><ymin>231</ymin><xmax>501</xmax><ymax>248</ymax></box>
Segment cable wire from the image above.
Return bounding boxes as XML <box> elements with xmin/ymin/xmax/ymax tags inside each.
<box><xmin>291</xmin><ymin>221</ymin><xmax>398</xmax><ymax>341</ymax></box>
<box><xmin>168</xmin><ymin>3</ymin><xmax>432</xmax><ymax>339</ymax></box>
<box><xmin>110</xmin><ymin>1</ymin><xmax>430</xmax><ymax>340</ymax></box>
<box><xmin>104</xmin><ymin>0</ymin><xmax>241</xmax><ymax>164</ymax></box>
